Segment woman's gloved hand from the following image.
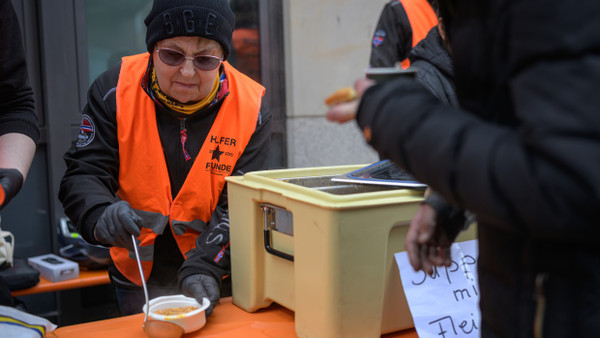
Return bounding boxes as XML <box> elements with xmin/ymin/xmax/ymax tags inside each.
<box><xmin>0</xmin><ymin>168</ymin><xmax>23</xmax><ymax>210</ymax></box>
<box><xmin>181</xmin><ymin>274</ymin><xmax>220</xmax><ymax>316</ymax></box>
<box><xmin>94</xmin><ymin>200</ymin><xmax>142</xmax><ymax>250</ymax></box>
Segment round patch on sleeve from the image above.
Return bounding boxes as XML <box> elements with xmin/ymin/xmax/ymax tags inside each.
<box><xmin>372</xmin><ymin>29</ymin><xmax>386</xmax><ymax>47</ymax></box>
<box><xmin>76</xmin><ymin>114</ymin><xmax>95</xmax><ymax>147</ymax></box>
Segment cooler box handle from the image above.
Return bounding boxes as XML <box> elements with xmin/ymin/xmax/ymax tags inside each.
<box><xmin>261</xmin><ymin>204</ymin><xmax>294</xmax><ymax>261</ymax></box>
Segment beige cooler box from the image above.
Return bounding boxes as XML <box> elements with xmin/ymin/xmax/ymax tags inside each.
<box><xmin>226</xmin><ymin>165</ymin><xmax>477</xmax><ymax>338</ymax></box>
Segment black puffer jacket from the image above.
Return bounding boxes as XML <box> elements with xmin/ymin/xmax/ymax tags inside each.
<box><xmin>408</xmin><ymin>27</ymin><xmax>457</xmax><ymax>106</ymax></box>
<box><xmin>357</xmin><ymin>1</ymin><xmax>600</xmax><ymax>336</ymax></box>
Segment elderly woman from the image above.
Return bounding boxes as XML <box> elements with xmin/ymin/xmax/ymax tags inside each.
<box><xmin>59</xmin><ymin>0</ymin><xmax>271</xmax><ymax>316</ymax></box>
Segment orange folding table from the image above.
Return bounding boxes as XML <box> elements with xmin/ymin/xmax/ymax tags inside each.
<box><xmin>50</xmin><ymin>297</ymin><xmax>418</xmax><ymax>338</ymax></box>
<box><xmin>11</xmin><ymin>270</ymin><xmax>418</xmax><ymax>337</ymax></box>
<box><xmin>10</xmin><ymin>269</ymin><xmax>110</xmax><ymax>297</ymax></box>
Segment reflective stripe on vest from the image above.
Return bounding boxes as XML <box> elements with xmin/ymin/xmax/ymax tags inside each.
<box><xmin>398</xmin><ymin>0</ymin><xmax>438</xmax><ymax>69</ymax></box>
<box><xmin>112</xmin><ymin>53</ymin><xmax>265</xmax><ymax>285</ymax></box>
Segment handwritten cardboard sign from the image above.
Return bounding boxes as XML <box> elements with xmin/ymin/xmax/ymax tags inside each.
<box><xmin>395</xmin><ymin>240</ymin><xmax>480</xmax><ymax>338</ymax></box>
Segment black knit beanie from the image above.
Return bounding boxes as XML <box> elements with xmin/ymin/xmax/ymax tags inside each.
<box><xmin>145</xmin><ymin>0</ymin><xmax>235</xmax><ymax>60</ymax></box>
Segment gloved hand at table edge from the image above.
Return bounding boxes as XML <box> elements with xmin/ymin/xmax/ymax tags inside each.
<box><xmin>94</xmin><ymin>200</ymin><xmax>142</xmax><ymax>251</ymax></box>
<box><xmin>181</xmin><ymin>274</ymin><xmax>220</xmax><ymax>317</ymax></box>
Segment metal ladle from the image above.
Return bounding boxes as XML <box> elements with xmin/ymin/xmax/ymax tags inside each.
<box><xmin>131</xmin><ymin>235</ymin><xmax>184</xmax><ymax>338</ymax></box>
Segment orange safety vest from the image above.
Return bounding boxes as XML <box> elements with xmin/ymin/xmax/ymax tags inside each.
<box><xmin>112</xmin><ymin>53</ymin><xmax>265</xmax><ymax>286</ymax></box>
<box><xmin>398</xmin><ymin>0</ymin><xmax>438</xmax><ymax>69</ymax></box>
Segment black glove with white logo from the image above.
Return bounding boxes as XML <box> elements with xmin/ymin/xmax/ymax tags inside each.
<box><xmin>94</xmin><ymin>200</ymin><xmax>142</xmax><ymax>251</ymax></box>
<box><xmin>0</xmin><ymin>168</ymin><xmax>24</xmax><ymax>211</ymax></box>
<box><xmin>181</xmin><ymin>274</ymin><xmax>220</xmax><ymax>317</ymax></box>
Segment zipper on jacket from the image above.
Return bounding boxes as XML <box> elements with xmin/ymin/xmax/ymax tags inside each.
<box><xmin>179</xmin><ymin>119</ymin><xmax>191</xmax><ymax>162</ymax></box>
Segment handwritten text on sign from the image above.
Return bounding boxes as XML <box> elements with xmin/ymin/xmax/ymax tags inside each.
<box><xmin>395</xmin><ymin>240</ymin><xmax>480</xmax><ymax>338</ymax></box>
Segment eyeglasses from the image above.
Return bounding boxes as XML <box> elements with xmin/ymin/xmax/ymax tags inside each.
<box><xmin>155</xmin><ymin>46</ymin><xmax>223</xmax><ymax>71</ymax></box>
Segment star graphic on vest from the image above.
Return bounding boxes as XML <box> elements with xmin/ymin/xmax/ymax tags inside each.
<box><xmin>212</xmin><ymin>145</ymin><xmax>224</xmax><ymax>162</ymax></box>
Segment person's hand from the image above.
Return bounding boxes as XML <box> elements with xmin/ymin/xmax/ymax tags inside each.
<box><xmin>181</xmin><ymin>274</ymin><xmax>220</xmax><ymax>317</ymax></box>
<box><xmin>405</xmin><ymin>203</ymin><xmax>454</xmax><ymax>275</ymax></box>
<box><xmin>94</xmin><ymin>200</ymin><xmax>142</xmax><ymax>250</ymax></box>
<box><xmin>0</xmin><ymin>168</ymin><xmax>23</xmax><ymax>210</ymax></box>
<box><xmin>325</xmin><ymin>78</ymin><xmax>375</xmax><ymax>123</ymax></box>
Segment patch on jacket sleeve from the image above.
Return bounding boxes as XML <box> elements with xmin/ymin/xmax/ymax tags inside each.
<box><xmin>372</xmin><ymin>29</ymin><xmax>386</xmax><ymax>47</ymax></box>
<box><xmin>76</xmin><ymin>114</ymin><xmax>95</xmax><ymax>147</ymax></box>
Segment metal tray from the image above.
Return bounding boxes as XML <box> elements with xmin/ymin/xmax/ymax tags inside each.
<box><xmin>278</xmin><ymin>175</ymin><xmax>402</xmax><ymax>195</ymax></box>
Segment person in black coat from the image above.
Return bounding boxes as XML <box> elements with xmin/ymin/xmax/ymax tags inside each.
<box><xmin>327</xmin><ymin>0</ymin><xmax>600</xmax><ymax>336</ymax></box>
<box><xmin>369</xmin><ymin>0</ymin><xmax>438</xmax><ymax>68</ymax></box>
<box><xmin>0</xmin><ymin>0</ymin><xmax>40</xmax><ymax>309</ymax></box>
<box><xmin>0</xmin><ymin>0</ymin><xmax>39</xmax><ymax>211</ymax></box>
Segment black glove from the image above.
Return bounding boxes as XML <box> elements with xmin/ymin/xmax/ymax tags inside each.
<box><xmin>423</xmin><ymin>190</ymin><xmax>468</xmax><ymax>242</ymax></box>
<box><xmin>181</xmin><ymin>274</ymin><xmax>220</xmax><ymax>317</ymax></box>
<box><xmin>94</xmin><ymin>200</ymin><xmax>142</xmax><ymax>250</ymax></box>
<box><xmin>0</xmin><ymin>168</ymin><xmax>24</xmax><ymax>211</ymax></box>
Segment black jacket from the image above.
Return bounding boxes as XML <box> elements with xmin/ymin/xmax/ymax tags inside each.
<box><xmin>357</xmin><ymin>1</ymin><xmax>600</xmax><ymax>336</ymax></box>
<box><xmin>369</xmin><ymin>0</ymin><xmax>436</xmax><ymax>68</ymax></box>
<box><xmin>408</xmin><ymin>27</ymin><xmax>457</xmax><ymax>106</ymax></box>
<box><xmin>0</xmin><ymin>0</ymin><xmax>39</xmax><ymax>143</ymax></box>
<box><xmin>369</xmin><ymin>0</ymin><xmax>414</xmax><ymax>67</ymax></box>
<box><xmin>0</xmin><ymin>0</ymin><xmax>39</xmax><ymax>308</ymax></box>
<box><xmin>59</xmin><ymin>60</ymin><xmax>271</xmax><ymax>291</ymax></box>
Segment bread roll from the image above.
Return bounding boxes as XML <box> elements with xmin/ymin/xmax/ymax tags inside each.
<box><xmin>325</xmin><ymin>87</ymin><xmax>357</xmax><ymax>106</ymax></box>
